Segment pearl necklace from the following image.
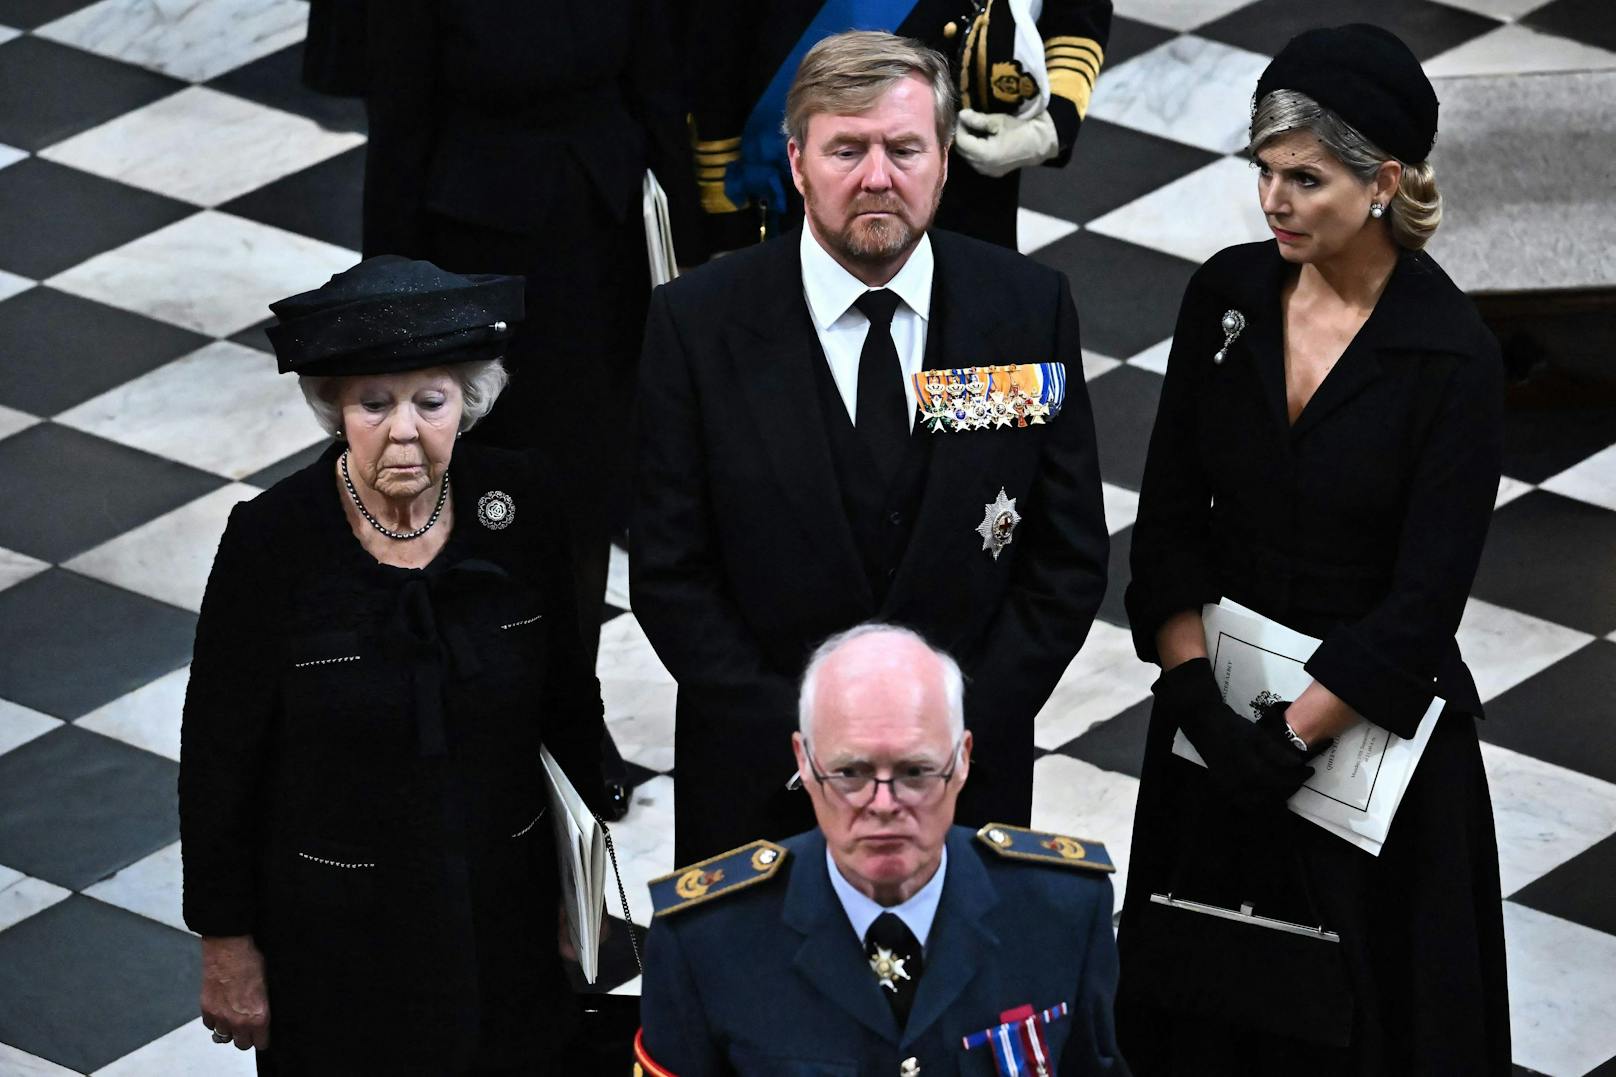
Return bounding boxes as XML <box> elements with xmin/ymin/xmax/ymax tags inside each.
<box><xmin>340</xmin><ymin>450</ymin><xmax>449</xmax><ymax>541</ymax></box>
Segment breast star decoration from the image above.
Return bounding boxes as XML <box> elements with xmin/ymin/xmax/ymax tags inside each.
<box><xmin>976</xmin><ymin>487</ymin><xmax>1021</xmax><ymax>561</ymax></box>
<box><xmin>869</xmin><ymin>945</ymin><xmax>912</xmax><ymax>993</ymax></box>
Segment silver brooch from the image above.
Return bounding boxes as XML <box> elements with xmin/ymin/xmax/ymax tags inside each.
<box><xmin>1213</xmin><ymin>309</ymin><xmax>1246</xmax><ymax>365</ymax></box>
<box><xmin>976</xmin><ymin>487</ymin><xmax>1020</xmax><ymax>561</ymax></box>
<box><xmin>477</xmin><ymin>490</ymin><xmax>515</xmax><ymax>530</ymax></box>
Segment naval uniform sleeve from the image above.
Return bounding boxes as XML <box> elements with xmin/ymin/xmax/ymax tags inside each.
<box><xmin>1304</xmin><ymin>327</ymin><xmax>1505</xmax><ymax>738</ymax></box>
<box><xmin>640</xmin><ymin>919</ymin><xmax>724</xmax><ymax>1076</ymax></box>
<box><xmin>1066</xmin><ymin>878</ymin><xmax>1128</xmax><ymax>1075</ymax></box>
<box><xmin>630</xmin><ymin>286</ymin><xmax>798</xmax><ymax>716</ymax></box>
<box><xmin>1040</xmin><ymin>0</ymin><xmax>1112</xmax><ymax>164</ymax></box>
<box><xmin>965</xmin><ymin>269</ymin><xmax>1109</xmax><ymax>739</ymax></box>
<box><xmin>685</xmin><ymin>0</ymin><xmax>764</xmax><ymax>254</ymax></box>
<box><xmin>360</xmin><ymin>0</ymin><xmax>439</xmax><ymax>257</ymax></box>
<box><xmin>623</xmin><ymin>0</ymin><xmax>706</xmax><ymax>266</ymax></box>
<box><xmin>179</xmin><ymin>504</ymin><xmax>283</xmax><ymax>937</ymax></box>
<box><xmin>1123</xmin><ymin>269</ymin><xmax>1223</xmax><ymax>664</ymax></box>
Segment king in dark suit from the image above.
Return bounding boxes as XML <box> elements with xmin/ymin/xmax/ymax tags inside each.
<box><xmin>633</xmin><ymin>30</ymin><xmax>1108</xmax><ymax>863</ymax></box>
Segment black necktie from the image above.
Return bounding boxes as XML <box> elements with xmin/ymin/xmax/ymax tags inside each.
<box><xmin>853</xmin><ymin>289</ymin><xmax>910</xmax><ymax>482</ymax></box>
<box><xmin>865</xmin><ymin>911</ymin><xmax>925</xmax><ymax>1027</ymax></box>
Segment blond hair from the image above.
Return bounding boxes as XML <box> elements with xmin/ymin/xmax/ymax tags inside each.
<box><xmin>784</xmin><ymin>30</ymin><xmax>956</xmax><ymax>150</ymax></box>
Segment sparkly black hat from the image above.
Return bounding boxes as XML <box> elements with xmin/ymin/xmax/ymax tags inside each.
<box><xmin>1254</xmin><ymin>24</ymin><xmax>1439</xmax><ymax>165</ymax></box>
<box><xmin>265</xmin><ymin>256</ymin><xmax>525</xmax><ymax>376</ymax></box>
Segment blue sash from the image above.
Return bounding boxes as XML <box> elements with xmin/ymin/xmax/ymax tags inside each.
<box><xmin>727</xmin><ymin>0</ymin><xmax>924</xmax><ymax>227</ymax></box>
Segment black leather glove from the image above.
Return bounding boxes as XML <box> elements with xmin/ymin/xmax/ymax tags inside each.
<box><xmin>1152</xmin><ymin>658</ymin><xmax>1313</xmax><ymax>806</ymax></box>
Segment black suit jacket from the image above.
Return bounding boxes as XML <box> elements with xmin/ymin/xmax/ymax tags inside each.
<box><xmin>632</xmin><ymin>229</ymin><xmax>1109</xmax><ymax>860</ymax></box>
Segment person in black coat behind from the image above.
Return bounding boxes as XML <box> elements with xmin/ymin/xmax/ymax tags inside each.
<box><xmin>1115</xmin><ymin>25</ymin><xmax>1510</xmax><ymax>1076</ymax></box>
<box><xmin>179</xmin><ymin>258</ymin><xmax>606</xmax><ymax>1075</ymax></box>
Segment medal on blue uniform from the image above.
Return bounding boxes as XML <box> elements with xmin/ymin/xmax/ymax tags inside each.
<box><xmin>962</xmin><ymin>1002</ymin><xmax>1069</xmax><ymax>1076</ymax></box>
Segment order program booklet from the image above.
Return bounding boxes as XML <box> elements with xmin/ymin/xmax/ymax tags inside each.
<box><xmin>541</xmin><ymin>746</ymin><xmax>607</xmax><ymax>982</ymax></box>
<box><xmin>1170</xmin><ymin>600</ymin><xmax>1442</xmax><ymax>856</ymax></box>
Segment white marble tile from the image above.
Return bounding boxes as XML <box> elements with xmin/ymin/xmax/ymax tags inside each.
<box><xmin>1081</xmin><ymin>349</ymin><xmax>1122</xmax><ymax>382</ymax></box>
<box><xmin>0</xmin><ymin>864</ymin><xmax>18</xmax><ymax>890</ymax></box>
<box><xmin>605</xmin><ymin>542</ymin><xmax>631</xmax><ymax>611</ymax></box>
<box><xmin>1495</xmin><ymin>475</ymin><xmax>1535</xmax><ymax>509</ymax></box>
<box><xmin>0</xmin><ymin>698</ymin><xmax>63</xmax><ymax>757</ymax></box>
<box><xmin>610</xmin><ymin>775</ymin><xmax>677</xmax><ymax>927</ymax></box>
<box><xmin>1031</xmin><ymin>753</ymin><xmax>1140</xmax><ymax>916</ymax></box>
<box><xmin>0</xmin><ymin>545</ymin><xmax>48</xmax><ymax>595</ymax></box>
<box><xmin>1112</xmin><ymin>0</ymin><xmax>1253</xmax><ymax>32</ymax></box>
<box><xmin>1016</xmin><ymin>208</ymin><xmax>1080</xmax><ymax>255</ymax></box>
<box><xmin>1425</xmin><ymin>23</ymin><xmax>1616</xmax><ymax>79</ymax></box>
<box><xmin>608</xmin><ymin>975</ymin><xmax>643</xmax><ymax>997</ymax></box>
<box><xmin>1503</xmin><ymin>901</ymin><xmax>1616</xmax><ymax>1076</ymax></box>
<box><xmin>0</xmin><ymin>1042</ymin><xmax>80</xmax><ymax>1076</ymax></box>
<box><xmin>1125</xmin><ymin>336</ymin><xmax>1173</xmax><ymax>375</ymax></box>
<box><xmin>95</xmin><ymin>1018</ymin><xmax>258</xmax><ymax>1077</ymax></box>
<box><xmin>65</xmin><ymin>485</ymin><xmax>259</xmax><ymax>613</ymax></box>
<box><xmin>0</xmin><ymin>873</ymin><xmax>72</xmax><ymax>933</ymax></box>
<box><xmin>56</xmin><ymin>340</ymin><xmax>323</xmax><ymax>479</ymax></box>
<box><xmin>41</xmin><ymin>86</ymin><xmax>364</xmax><ymax>207</ymax></box>
<box><xmin>599</xmin><ymin>614</ymin><xmax>678</xmax><ymax>773</ymax></box>
<box><xmin>1088</xmin><ymin>36</ymin><xmax>1272</xmax><ymax>154</ymax></box>
<box><xmin>84</xmin><ymin>841</ymin><xmax>186</xmax><ymax>932</ymax></box>
<box><xmin>1101</xmin><ymin>481</ymin><xmax>1140</xmax><ymax>535</ymax></box>
<box><xmin>1086</xmin><ymin>156</ymin><xmax>1270</xmax><ymax>265</ymax></box>
<box><xmin>1034</xmin><ymin>620</ymin><xmax>1157</xmax><ymax>750</ymax></box>
<box><xmin>37</xmin><ymin>0</ymin><xmax>306</xmax><ymax>83</ymax></box>
<box><xmin>1455</xmin><ymin>597</ymin><xmax>1594</xmax><ymax>702</ymax></box>
<box><xmin>0</xmin><ymin>142</ymin><xmax>23</xmax><ymax>170</ymax></box>
<box><xmin>76</xmin><ymin>666</ymin><xmax>190</xmax><ymax>762</ymax></box>
<box><xmin>1437</xmin><ymin>0</ymin><xmax>1561</xmax><ymax>18</ymax></box>
<box><xmin>0</xmin><ymin>24</ymin><xmax>19</xmax><ymax>46</ymax></box>
<box><xmin>0</xmin><ymin>267</ymin><xmax>32</xmax><ymax>302</ymax></box>
<box><xmin>48</xmin><ymin>210</ymin><xmax>357</xmax><ymax>338</ymax></box>
<box><xmin>1482</xmin><ymin>742</ymin><xmax>1616</xmax><ymax>897</ymax></box>
<box><xmin>1540</xmin><ymin>442</ymin><xmax>1616</xmax><ymax>512</ymax></box>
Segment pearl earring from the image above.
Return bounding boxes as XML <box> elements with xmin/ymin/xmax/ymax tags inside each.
<box><xmin>1370</xmin><ymin>202</ymin><xmax>1385</xmax><ymax>219</ymax></box>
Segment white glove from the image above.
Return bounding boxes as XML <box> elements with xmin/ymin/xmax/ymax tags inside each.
<box><xmin>953</xmin><ymin>108</ymin><xmax>1060</xmax><ymax>179</ymax></box>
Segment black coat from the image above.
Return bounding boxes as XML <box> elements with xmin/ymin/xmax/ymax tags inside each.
<box><xmin>179</xmin><ymin>443</ymin><xmax>605</xmax><ymax>1075</ymax></box>
<box><xmin>1117</xmin><ymin>241</ymin><xmax>1510</xmax><ymax>1075</ymax></box>
<box><xmin>631</xmin><ymin>229</ymin><xmax>1109</xmax><ymax>862</ymax></box>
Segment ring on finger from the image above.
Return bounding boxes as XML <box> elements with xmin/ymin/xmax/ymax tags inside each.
<box><xmin>211</xmin><ymin>1030</ymin><xmax>232</xmax><ymax>1044</ymax></box>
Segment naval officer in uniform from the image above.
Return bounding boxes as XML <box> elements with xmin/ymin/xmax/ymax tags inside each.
<box><xmin>635</xmin><ymin>624</ymin><xmax>1127</xmax><ymax>1076</ymax></box>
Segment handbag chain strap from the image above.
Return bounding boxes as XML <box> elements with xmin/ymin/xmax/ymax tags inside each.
<box><xmin>598</xmin><ymin>818</ymin><xmax>643</xmax><ymax>974</ymax></box>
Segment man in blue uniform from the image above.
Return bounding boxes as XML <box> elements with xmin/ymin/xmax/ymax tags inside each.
<box><xmin>635</xmin><ymin>624</ymin><xmax>1127</xmax><ymax>1075</ymax></box>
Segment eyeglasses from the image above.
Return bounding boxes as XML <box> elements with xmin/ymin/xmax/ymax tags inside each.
<box><xmin>803</xmin><ymin>738</ymin><xmax>963</xmax><ymax>806</ymax></box>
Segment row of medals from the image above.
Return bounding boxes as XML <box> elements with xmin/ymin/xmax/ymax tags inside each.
<box><xmin>918</xmin><ymin>375</ymin><xmax>1052</xmax><ymax>433</ymax></box>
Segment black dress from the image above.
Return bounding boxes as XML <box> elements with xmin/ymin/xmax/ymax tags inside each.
<box><xmin>179</xmin><ymin>442</ymin><xmax>605</xmax><ymax>1075</ymax></box>
<box><xmin>1117</xmin><ymin>241</ymin><xmax>1510</xmax><ymax>1075</ymax></box>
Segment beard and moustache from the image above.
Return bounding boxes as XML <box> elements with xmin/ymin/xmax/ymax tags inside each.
<box><xmin>804</xmin><ymin>170</ymin><xmax>945</xmax><ymax>269</ymax></box>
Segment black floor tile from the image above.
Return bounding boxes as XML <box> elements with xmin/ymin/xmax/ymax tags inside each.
<box><xmin>1511</xmin><ymin>832</ymin><xmax>1616</xmax><ymax>936</ymax></box>
<box><xmin>1085</xmin><ymin>364</ymin><xmax>1163</xmax><ymax>491</ymax></box>
<box><xmin>206</xmin><ymin>40</ymin><xmax>368</xmax><ymax>135</ymax></box>
<box><xmin>1036</xmin><ymin>230</ymin><xmax>1197</xmax><ymax>359</ymax></box>
<box><xmin>1583</xmin><ymin>1053</ymin><xmax>1616</xmax><ymax>1076</ymax></box>
<box><xmin>0</xmin><ymin>0</ymin><xmax>96</xmax><ymax>28</ymax></box>
<box><xmin>0</xmin><ymin>286</ymin><xmax>208</xmax><ymax>414</ymax></box>
<box><xmin>1103</xmin><ymin>15</ymin><xmax>1180</xmax><ymax>68</ymax></box>
<box><xmin>602</xmin><ymin>602</ymin><xmax>630</xmax><ymax>625</ymax></box>
<box><xmin>1198</xmin><ymin>0</ymin><xmax>1500</xmax><ymax>60</ymax></box>
<box><xmin>219</xmin><ymin>144</ymin><xmax>364</xmax><ymax>251</ymax></box>
<box><xmin>1521</xmin><ymin>0</ymin><xmax>1616</xmax><ymax>55</ymax></box>
<box><xmin>1022</xmin><ymin>119</ymin><xmax>1222</xmax><ymax>226</ymax></box>
<box><xmin>1097</xmin><ymin>523</ymin><xmax>1131</xmax><ymax>630</ymax></box>
<box><xmin>228</xmin><ymin>315</ymin><xmax>279</xmax><ymax>354</ymax></box>
<box><xmin>0</xmin><ymin>895</ymin><xmax>198</xmax><ymax>1073</ymax></box>
<box><xmin>0</xmin><ymin>424</ymin><xmax>224</xmax><ymax>562</ymax></box>
<box><xmin>0</xmin><ymin>725</ymin><xmax>178</xmax><ymax>888</ymax></box>
<box><xmin>1502</xmin><ymin>389</ymin><xmax>1616</xmax><ymax>484</ymax></box>
<box><xmin>0</xmin><ymin>37</ymin><xmax>182</xmax><ymax>151</ymax></box>
<box><xmin>1481</xmin><ymin>640</ymin><xmax>1616</xmax><ymax>786</ymax></box>
<box><xmin>0</xmin><ymin>157</ymin><xmax>195</xmax><ymax>279</ymax></box>
<box><xmin>244</xmin><ymin>440</ymin><xmax>328</xmax><ymax>488</ymax></box>
<box><xmin>1471</xmin><ymin>490</ymin><xmax>1616</xmax><ymax>636</ymax></box>
<box><xmin>1057</xmin><ymin>697</ymin><xmax>1151</xmax><ymax>779</ymax></box>
<box><xmin>622</xmin><ymin>760</ymin><xmax>662</xmax><ymax>791</ymax></box>
<box><xmin>0</xmin><ymin>569</ymin><xmax>196</xmax><ymax>718</ymax></box>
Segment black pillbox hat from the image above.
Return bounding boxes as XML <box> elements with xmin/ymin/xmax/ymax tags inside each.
<box><xmin>266</xmin><ymin>256</ymin><xmax>525</xmax><ymax>376</ymax></box>
<box><xmin>1254</xmin><ymin>24</ymin><xmax>1439</xmax><ymax>165</ymax></box>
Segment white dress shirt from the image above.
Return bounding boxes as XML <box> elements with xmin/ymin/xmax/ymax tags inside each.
<box><xmin>826</xmin><ymin>845</ymin><xmax>948</xmax><ymax>952</ymax></box>
<box><xmin>799</xmin><ymin>226</ymin><xmax>933</xmax><ymax>432</ymax></box>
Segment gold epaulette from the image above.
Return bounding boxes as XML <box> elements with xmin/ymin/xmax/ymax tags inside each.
<box><xmin>975</xmin><ymin>822</ymin><xmax>1115</xmax><ymax>873</ymax></box>
<box><xmin>648</xmin><ymin>839</ymin><xmax>788</xmax><ymax>917</ymax></box>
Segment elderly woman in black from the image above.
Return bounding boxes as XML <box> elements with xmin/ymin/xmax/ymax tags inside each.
<box><xmin>179</xmin><ymin>257</ymin><xmax>605</xmax><ymax>1075</ymax></box>
<box><xmin>1116</xmin><ymin>25</ymin><xmax>1509</xmax><ymax>1077</ymax></box>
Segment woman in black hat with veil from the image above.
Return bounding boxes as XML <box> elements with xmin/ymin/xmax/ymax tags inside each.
<box><xmin>1117</xmin><ymin>25</ymin><xmax>1509</xmax><ymax>1076</ymax></box>
<box><xmin>179</xmin><ymin>257</ymin><xmax>607</xmax><ymax>1075</ymax></box>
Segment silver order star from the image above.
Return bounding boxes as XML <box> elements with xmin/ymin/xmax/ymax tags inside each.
<box><xmin>869</xmin><ymin>945</ymin><xmax>912</xmax><ymax>992</ymax></box>
<box><xmin>975</xmin><ymin>487</ymin><xmax>1020</xmax><ymax>561</ymax></box>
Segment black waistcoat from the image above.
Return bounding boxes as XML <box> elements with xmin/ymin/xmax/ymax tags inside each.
<box><xmin>809</xmin><ymin>350</ymin><xmax>932</xmax><ymax>607</ymax></box>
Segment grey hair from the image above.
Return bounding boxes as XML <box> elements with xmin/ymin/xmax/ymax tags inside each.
<box><xmin>784</xmin><ymin>30</ymin><xmax>957</xmax><ymax>151</ymax></box>
<box><xmin>797</xmin><ymin>622</ymin><xmax>966</xmax><ymax>749</ymax></box>
<box><xmin>297</xmin><ymin>358</ymin><xmax>509</xmax><ymax>437</ymax></box>
<box><xmin>1249</xmin><ymin>89</ymin><xmax>1442</xmax><ymax>251</ymax></box>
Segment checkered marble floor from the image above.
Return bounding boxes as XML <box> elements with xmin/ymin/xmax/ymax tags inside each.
<box><xmin>1</xmin><ymin>0</ymin><xmax>1614</xmax><ymax>1073</ymax></box>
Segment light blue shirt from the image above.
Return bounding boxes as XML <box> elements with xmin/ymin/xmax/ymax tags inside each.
<box><xmin>826</xmin><ymin>845</ymin><xmax>947</xmax><ymax>952</ymax></box>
